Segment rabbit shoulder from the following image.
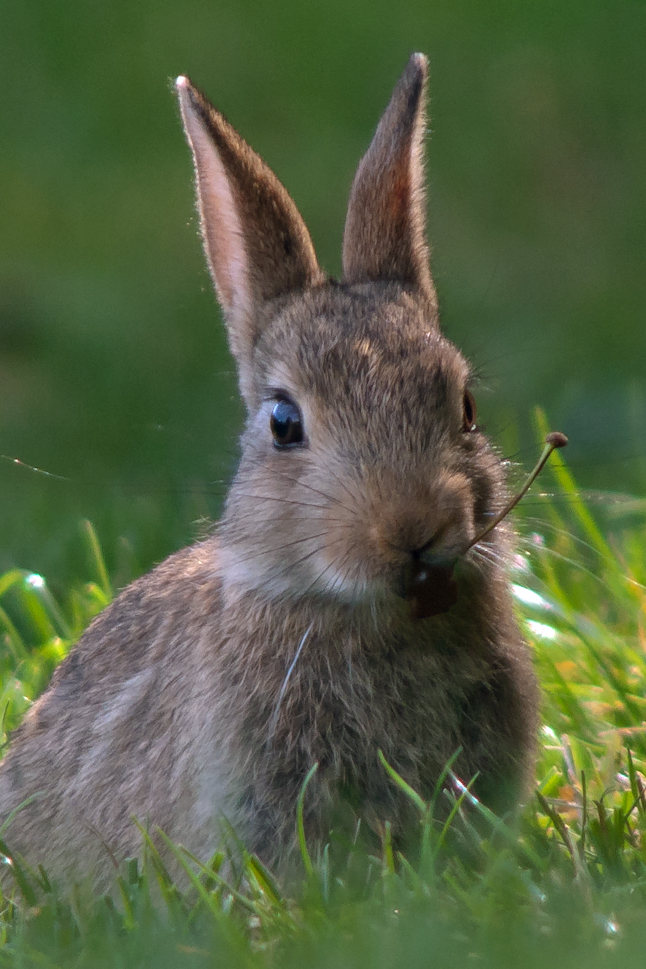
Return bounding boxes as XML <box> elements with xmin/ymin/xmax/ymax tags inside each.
<box><xmin>0</xmin><ymin>541</ymin><xmax>235</xmax><ymax>887</ymax></box>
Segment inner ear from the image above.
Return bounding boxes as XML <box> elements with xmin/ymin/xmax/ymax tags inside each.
<box><xmin>176</xmin><ymin>76</ymin><xmax>325</xmax><ymax>405</ymax></box>
<box><xmin>179</xmin><ymin>91</ymin><xmax>250</xmax><ymax>317</ymax></box>
<box><xmin>342</xmin><ymin>54</ymin><xmax>436</xmax><ymax>306</ymax></box>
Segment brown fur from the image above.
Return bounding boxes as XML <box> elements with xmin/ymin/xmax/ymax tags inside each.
<box><xmin>0</xmin><ymin>55</ymin><xmax>538</xmax><ymax>890</ymax></box>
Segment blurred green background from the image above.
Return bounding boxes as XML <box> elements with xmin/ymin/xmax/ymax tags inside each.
<box><xmin>1</xmin><ymin>0</ymin><xmax>645</xmax><ymax>592</ymax></box>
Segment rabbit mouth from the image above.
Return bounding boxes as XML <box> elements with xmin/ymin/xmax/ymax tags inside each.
<box><xmin>401</xmin><ymin>558</ymin><xmax>459</xmax><ymax>620</ymax></box>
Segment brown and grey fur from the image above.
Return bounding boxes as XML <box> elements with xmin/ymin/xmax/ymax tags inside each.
<box><xmin>0</xmin><ymin>55</ymin><xmax>538</xmax><ymax>890</ymax></box>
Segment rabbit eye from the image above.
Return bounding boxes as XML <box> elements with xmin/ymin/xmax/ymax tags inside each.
<box><xmin>270</xmin><ymin>398</ymin><xmax>304</xmax><ymax>448</ymax></box>
<box><xmin>463</xmin><ymin>390</ymin><xmax>477</xmax><ymax>432</ymax></box>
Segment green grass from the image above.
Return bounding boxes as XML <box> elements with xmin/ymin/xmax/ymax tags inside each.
<box><xmin>0</xmin><ymin>444</ymin><xmax>645</xmax><ymax>967</ymax></box>
<box><xmin>3</xmin><ymin>0</ymin><xmax>646</xmax><ymax>588</ymax></box>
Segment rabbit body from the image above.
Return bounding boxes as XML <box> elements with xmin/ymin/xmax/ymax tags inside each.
<box><xmin>0</xmin><ymin>56</ymin><xmax>538</xmax><ymax>889</ymax></box>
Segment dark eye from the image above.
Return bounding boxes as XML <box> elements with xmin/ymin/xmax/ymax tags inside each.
<box><xmin>463</xmin><ymin>389</ymin><xmax>477</xmax><ymax>432</ymax></box>
<box><xmin>270</xmin><ymin>398</ymin><xmax>304</xmax><ymax>447</ymax></box>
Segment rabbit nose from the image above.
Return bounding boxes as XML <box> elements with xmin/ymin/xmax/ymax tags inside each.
<box><xmin>410</xmin><ymin>526</ymin><xmax>451</xmax><ymax>562</ymax></box>
<box><xmin>384</xmin><ymin>517</ymin><xmax>450</xmax><ymax>561</ymax></box>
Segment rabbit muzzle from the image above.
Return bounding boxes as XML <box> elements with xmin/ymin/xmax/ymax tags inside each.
<box><xmin>359</xmin><ymin>472</ymin><xmax>474</xmax><ymax>618</ymax></box>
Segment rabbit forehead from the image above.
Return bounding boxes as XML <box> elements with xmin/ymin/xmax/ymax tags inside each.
<box><xmin>257</xmin><ymin>283</ymin><xmax>470</xmax><ymax>416</ymax></box>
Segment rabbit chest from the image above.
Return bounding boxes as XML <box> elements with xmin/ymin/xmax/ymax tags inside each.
<box><xmin>207</xmin><ymin>557</ymin><xmax>537</xmax><ymax>860</ymax></box>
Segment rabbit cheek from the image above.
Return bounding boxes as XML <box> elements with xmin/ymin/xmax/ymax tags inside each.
<box><xmin>315</xmin><ymin>516</ymin><xmax>369</xmax><ymax>600</ymax></box>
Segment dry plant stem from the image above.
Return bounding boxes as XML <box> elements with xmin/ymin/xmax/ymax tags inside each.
<box><xmin>467</xmin><ymin>432</ymin><xmax>568</xmax><ymax>550</ymax></box>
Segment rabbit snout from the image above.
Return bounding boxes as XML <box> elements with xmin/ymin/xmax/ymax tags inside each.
<box><xmin>320</xmin><ymin>467</ymin><xmax>475</xmax><ymax>603</ymax></box>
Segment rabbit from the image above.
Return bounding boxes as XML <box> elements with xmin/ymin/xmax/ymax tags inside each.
<box><xmin>0</xmin><ymin>53</ymin><xmax>538</xmax><ymax>891</ymax></box>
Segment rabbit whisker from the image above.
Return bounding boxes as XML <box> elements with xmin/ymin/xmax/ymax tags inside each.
<box><xmin>321</xmin><ymin>462</ymin><xmax>361</xmax><ymax>509</ymax></box>
<box><xmin>233</xmin><ymin>511</ymin><xmax>353</xmax><ymax>531</ymax></box>
<box><xmin>519</xmin><ymin>517</ymin><xmax>609</xmax><ymax>560</ymax></box>
<box><xmin>296</xmin><ymin>541</ymin><xmax>358</xmax><ymax>602</ymax></box>
<box><xmin>233</xmin><ymin>492</ymin><xmax>329</xmax><ymax>510</ymax></box>
<box><xmin>266</xmin><ymin>535</ymin><xmax>350</xmax><ymax>591</ymax></box>
<box><xmin>468</xmin><ymin>543</ymin><xmax>509</xmax><ymax>574</ymax></box>
<box><xmin>273</xmin><ymin>472</ymin><xmax>356</xmax><ymax>518</ymax></box>
<box><xmin>267</xmin><ymin>621</ymin><xmax>314</xmax><ymax>744</ymax></box>
<box><xmin>226</xmin><ymin>528</ymin><xmax>349</xmax><ymax>568</ymax></box>
<box><xmin>525</xmin><ymin>544</ymin><xmax>615</xmax><ymax>591</ymax></box>
<box><xmin>225</xmin><ymin>523</ymin><xmax>355</xmax><ymax>573</ymax></box>
<box><xmin>240</xmin><ymin>515</ymin><xmax>352</xmax><ymax>525</ymax></box>
<box><xmin>320</xmin><ymin>544</ymin><xmax>357</xmax><ymax>600</ymax></box>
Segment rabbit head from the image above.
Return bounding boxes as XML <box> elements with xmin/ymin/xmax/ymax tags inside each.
<box><xmin>177</xmin><ymin>55</ymin><xmax>507</xmax><ymax>618</ymax></box>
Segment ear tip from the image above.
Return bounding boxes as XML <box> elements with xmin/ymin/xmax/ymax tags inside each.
<box><xmin>406</xmin><ymin>52</ymin><xmax>429</xmax><ymax>85</ymax></box>
<box><xmin>175</xmin><ymin>75</ymin><xmax>197</xmax><ymax>103</ymax></box>
<box><xmin>175</xmin><ymin>75</ymin><xmax>211</xmax><ymax>129</ymax></box>
<box><xmin>409</xmin><ymin>52</ymin><xmax>428</xmax><ymax>73</ymax></box>
<box><xmin>388</xmin><ymin>53</ymin><xmax>427</xmax><ymax>123</ymax></box>
<box><xmin>175</xmin><ymin>75</ymin><xmax>193</xmax><ymax>110</ymax></box>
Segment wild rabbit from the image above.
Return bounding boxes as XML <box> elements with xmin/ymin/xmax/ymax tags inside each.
<box><xmin>0</xmin><ymin>54</ymin><xmax>539</xmax><ymax>890</ymax></box>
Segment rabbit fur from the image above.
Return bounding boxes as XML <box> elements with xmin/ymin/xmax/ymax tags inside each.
<box><xmin>0</xmin><ymin>54</ymin><xmax>538</xmax><ymax>890</ymax></box>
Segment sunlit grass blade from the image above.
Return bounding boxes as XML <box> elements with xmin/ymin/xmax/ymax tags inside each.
<box><xmin>82</xmin><ymin>519</ymin><xmax>113</xmax><ymax>602</ymax></box>
<box><xmin>377</xmin><ymin>750</ymin><xmax>426</xmax><ymax>815</ymax></box>
<box><xmin>296</xmin><ymin>762</ymin><xmax>319</xmax><ymax>879</ymax></box>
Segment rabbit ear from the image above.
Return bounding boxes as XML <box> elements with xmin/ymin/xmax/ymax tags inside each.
<box><xmin>342</xmin><ymin>54</ymin><xmax>436</xmax><ymax>305</ymax></box>
<box><xmin>176</xmin><ymin>76</ymin><xmax>324</xmax><ymax>402</ymax></box>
